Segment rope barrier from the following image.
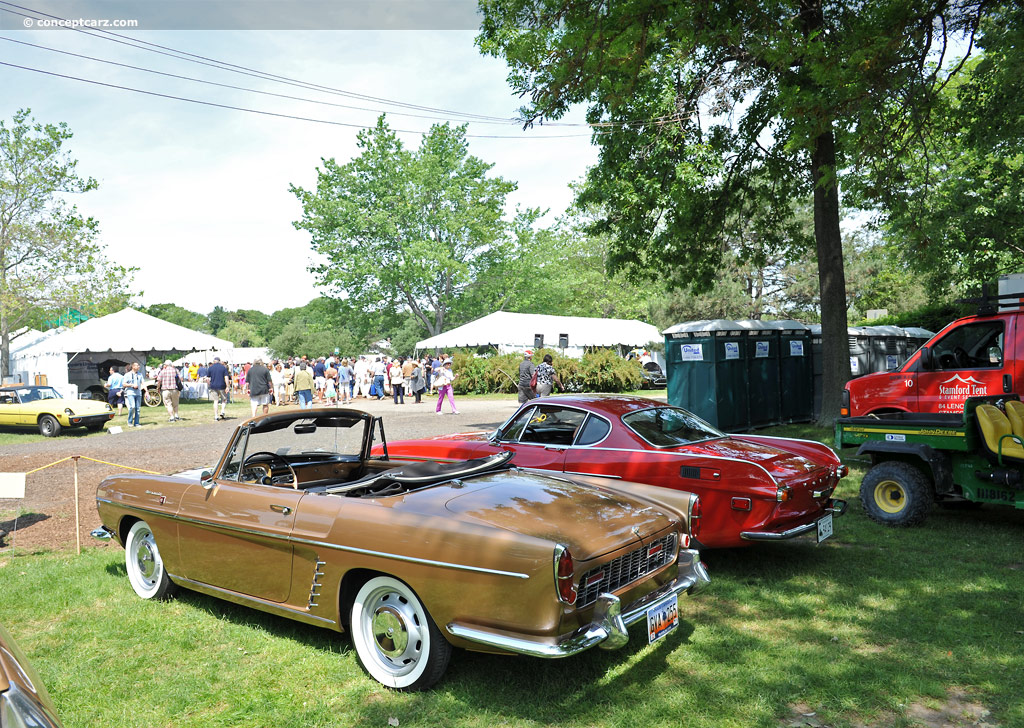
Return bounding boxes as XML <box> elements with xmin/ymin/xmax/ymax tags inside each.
<box><xmin>7</xmin><ymin>456</ymin><xmax>161</xmax><ymax>554</ymax></box>
<box><xmin>25</xmin><ymin>456</ymin><xmax>159</xmax><ymax>475</ymax></box>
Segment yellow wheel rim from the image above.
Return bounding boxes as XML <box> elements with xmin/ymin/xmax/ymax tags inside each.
<box><xmin>874</xmin><ymin>480</ymin><xmax>907</xmax><ymax>514</ymax></box>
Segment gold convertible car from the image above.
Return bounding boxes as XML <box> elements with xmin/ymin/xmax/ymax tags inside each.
<box><xmin>94</xmin><ymin>408</ymin><xmax>710</xmax><ymax>690</ymax></box>
<box><xmin>0</xmin><ymin>385</ymin><xmax>114</xmax><ymax>436</ymax></box>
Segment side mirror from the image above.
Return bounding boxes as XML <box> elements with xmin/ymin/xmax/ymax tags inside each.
<box><xmin>200</xmin><ymin>470</ymin><xmax>215</xmax><ymax>490</ymax></box>
<box><xmin>919</xmin><ymin>346</ymin><xmax>933</xmax><ymax>370</ymax></box>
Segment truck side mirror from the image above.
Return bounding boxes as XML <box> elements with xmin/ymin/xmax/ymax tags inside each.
<box><xmin>919</xmin><ymin>347</ymin><xmax>933</xmax><ymax>370</ymax></box>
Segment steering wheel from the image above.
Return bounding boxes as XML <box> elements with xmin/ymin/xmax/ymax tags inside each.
<box><xmin>242</xmin><ymin>451</ymin><xmax>298</xmax><ymax>488</ymax></box>
<box><xmin>953</xmin><ymin>346</ymin><xmax>970</xmax><ymax>367</ymax></box>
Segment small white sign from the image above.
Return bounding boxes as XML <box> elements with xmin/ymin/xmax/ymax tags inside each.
<box><xmin>724</xmin><ymin>342</ymin><xmax>740</xmax><ymax>360</ymax></box>
<box><xmin>755</xmin><ymin>341</ymin><xmax>770</xmax><ymax>358</ymax></box>
<box><xmin>680</xmin><ymin>344</ymin><xmax>703</xmax><ymax>361</ymax></box>
<box><xmin>108</xmin><ymin>426</ymin><xmax>123</xmax><ymax>435</ymax></box>
<box><xmin>850</xmin><ymin>356</ymin><xmax>860</xmax><ymax>374</ymax></box>
<box><xmin>886</xmin><ymin>355</ymin><xmax>899</xmax><ymax>370</ymax></box>
<box><xmin>790</xmin><ymin>341</ymin><xmax>805</xmax><ymax>357</ymax></box>
<box><xmin>885</xmin><ymin>433</ymin><xmax>906</xmax><ymax>442</ymax></box>
<box><xmin>0</xmin><ymin>473</ymin><xmax>27</xmax><ymax>499</ymax></box>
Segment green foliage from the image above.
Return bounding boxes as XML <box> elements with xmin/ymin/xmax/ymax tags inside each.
<box><xmin>854</xmin><ymin>301</ymin><xmax>970</xmax><ymax>333</ymax></box>
<box><xmin>0</xmin><ymin>108</ymin><xmax>138</xmax><ymax>375</ymax></box>
<box><xmin>142</xmin><ymin>303</ymin><xmax>209</xmax><ymax>333</ymax></box>
<box><xmin>291</xmin><ymin>117</ymin><xmax>516</xmax><ymax>339</ymax></box>
<box><xmin>450</xmin><ymin>348</ymin><xmax>640</xmax><ymax>395</ymax></box>
<box><xmin>217</xmin><ymin>320</ymin><xmax>265</xmax><ymax>348</ymax></box>
<box><xmin>866</xmin><ymin>4</ymin><xmax>1024</xmax><ymax>294</ymax></box>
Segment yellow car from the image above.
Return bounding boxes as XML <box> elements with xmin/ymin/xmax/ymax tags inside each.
<box><xmin>0</xmin><ymin>385</ymin><xmax>114</xmax><ymax>437</ymax></box>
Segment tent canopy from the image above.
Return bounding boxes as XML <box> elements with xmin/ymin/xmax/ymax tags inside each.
<box><xmin>416</xmin><ymin>312</ymin><xmax>662</xmax><ymax>351</ymax></box>
<box><xmin>14</xmin><ymin>308</ymin><xmax>232</xmax><ymax>356</ymax></box>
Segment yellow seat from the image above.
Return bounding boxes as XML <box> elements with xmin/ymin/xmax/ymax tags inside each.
<box><xmin>1004</xmin><ymin>400</ymin><xmax>1024</xmax><ymax>440</ymax></box>
<box><xmin>975</xmin><ymin>404</ymin><xmax>1024</xmax><ymax>463</ymax></box>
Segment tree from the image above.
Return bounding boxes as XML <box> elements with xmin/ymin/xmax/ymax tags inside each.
<box><xmin>478</xmin><ymin>0</ymin><xmax>991</xmax><ymax>422</ymax></box>
<box><xmin>291</xmin><ymin>116</ymin><xmax>516</xmax><ymax>340</ymax></box>
<box><xmin>207</xmin><ymin>305</ymin><xmax>228</xmax><ymax>335</ymax></box>
<box><xmin>142</xmin><ymin>303</ymin><xmax>209</xmax><ymax>333</ymax></box>
<box><xmin>0</xmin><ymin>109</ymin><xmax>136</xmax><ymax>377</ymax></box>
<box><xmin>866</xmin><ymin>4</ymin><xmax>1024</xmax><ymax>294</ymax></box>
<box><xmin>218</xmin><ymin>320</ymin><xmax>265</xmax><ymax>348</ymax></box>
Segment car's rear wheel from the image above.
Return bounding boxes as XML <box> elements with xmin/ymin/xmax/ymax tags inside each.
<box><xmin>37</xmin><ymin>414</ymin><xmax>61</xmax><ymax>437</ymax></box>
<box><xmin>350</xmin><ymin>576</ymin><xmax>451</xmax><ymax>691</ymax></box>
<box><xmin>860</xmin><ymin>461</ymin><xmax>932</xmax><ymax>527</ymax></box>
<box><xmin>125</xmin><ymin>520</ymin><xmax>177</xmax><ymax>600</ymax></box>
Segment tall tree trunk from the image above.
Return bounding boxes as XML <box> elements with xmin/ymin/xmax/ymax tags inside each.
<box><xmin>811</xmin><ymin>128</ymin><xmax>851</xmax><ymax>424</ymax></box>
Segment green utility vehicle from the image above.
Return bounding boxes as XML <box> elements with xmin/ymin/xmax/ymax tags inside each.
<box><xmin>835</xmin><ymin>395</ymin><xmax>1024</xmax><ymax>526</ymax></box>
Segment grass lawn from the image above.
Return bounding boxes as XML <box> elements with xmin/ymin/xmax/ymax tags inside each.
<box><xmin>1</xmin><ymin>422</ymin><xmax>1022</xmax><ymax>727</ymax></box>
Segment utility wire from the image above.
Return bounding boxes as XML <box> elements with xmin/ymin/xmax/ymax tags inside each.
<box><xmin>0</xmin><ymin>60</ymin><xmax>602</xmax><ymax>138</ymax></box>
<box><xmin>0</xmin><ymin>0</ymin><xmax>685</xmax><ymax>129</ymax></box>
<box><xmin>0</xmin><ymin>35</ymin><xmax>541</xmax><ymax>127</ymax></box>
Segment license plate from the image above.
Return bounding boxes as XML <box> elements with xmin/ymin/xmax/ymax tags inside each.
<box><xmin>646</xmin><ymin>594</ymin><xmax>679</xmax><ymax>644</ymax></box>
<box><xmin>816</xmin><ymin>513</ymin><xmax>833</xmax><ymax>543</ymax></box>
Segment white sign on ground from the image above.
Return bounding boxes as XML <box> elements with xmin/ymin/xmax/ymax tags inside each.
<box><xmin>0</xmin><ymin>473</ymin><xmax>26</xmax><ymax>499</ymax></box>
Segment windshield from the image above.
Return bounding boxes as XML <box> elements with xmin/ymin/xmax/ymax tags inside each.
<box><xmin>622</xmin><ymin>406</ymin><xmax>724</xmax><ymax>448</ymax></box>
<box><xmin>16</xmin><ymin>387</ymin><xmax>61</xmax><ymax>402</ymax></box>
<box><xmin>220</xmin><ymin>415</ymin><xmax>368</xmax><ymax>479</ymax></box>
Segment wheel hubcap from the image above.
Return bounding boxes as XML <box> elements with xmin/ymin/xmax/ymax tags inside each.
<box><xmin>364</xmin><ymin>590</ymin><xmax>423</xmax><ymax>674</ymax></box>
<box><xmin>135</xmin><ymin>534</ymin><xmax>157</xmax><ymax>584</ymax></box>
<box><xmin>874</xmin><ymin>480</ymin><xmax>906</xmax><ymax>513</ymax></box>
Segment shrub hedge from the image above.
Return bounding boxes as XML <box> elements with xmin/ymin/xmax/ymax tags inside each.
<box><xmin>451</xmin><ymin>348</ymin><xmax>643</xmax><ymax>395</ymax></box>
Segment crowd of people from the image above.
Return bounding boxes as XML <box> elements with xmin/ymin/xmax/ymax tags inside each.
<box><xmin>104</xmin><ymin>349</ymin><xmax>566</xmax><ymax>425</ymax></box>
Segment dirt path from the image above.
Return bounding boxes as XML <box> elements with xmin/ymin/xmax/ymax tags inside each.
<box><xmin>0</xmin><ymin>396</ymin><xmax>524</xmax><ymax>552</ymax></box>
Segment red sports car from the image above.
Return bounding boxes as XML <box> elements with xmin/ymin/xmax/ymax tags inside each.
<box><xmin>376</xmin><ymin>395</ymin><xmax>848</xmax><ymax>548</ymax></box>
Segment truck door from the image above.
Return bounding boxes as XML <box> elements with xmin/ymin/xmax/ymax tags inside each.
<box><xmin>917</xmin><ymin>318</ymin><xmax>1011</xmax><ymax>413</ymax></box>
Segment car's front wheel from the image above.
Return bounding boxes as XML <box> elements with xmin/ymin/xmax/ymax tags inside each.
<box><xmin>125</xmin><ymin>520</ymin><xmax>177</xmax><ymax>600</ymax></box>
<box><xmin>144</xmin><ymin>387</ymin><xmax>161</xmax><ymax>407</ymax></box>
<box><xmin>37</xmin><ymin>414</ymin><xmax>61</xmax><ymax>437</ymax></box>
<box><xmin>860</xmin><ymin>461</ymin><xmax>932</xmax><ymax>527</ymax></box>
<box><xmin>350</xmin><ymin>576</ymin><xmax>451</xmax><ymax>691</ymax></box>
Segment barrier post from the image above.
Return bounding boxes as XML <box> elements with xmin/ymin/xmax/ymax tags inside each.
<box><xmin>72</xmin><ymin>456</ymin><xmax>81</xmax><ymax>555</ymax></box>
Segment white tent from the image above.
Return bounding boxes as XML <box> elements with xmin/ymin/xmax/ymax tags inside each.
<box><xmin>173</xmin><ymin>347</ymin><xmax>271</xmax><ymax>366</ymax></box>
<box><xmin>416</xmin><ymin>312</ymin><xmax>662</xmax><ymax>359</ymax></box>
<box><xmin>10</xmin><ymin>308</ymin><xmax>232</xmax><ymax>398</ymax></box>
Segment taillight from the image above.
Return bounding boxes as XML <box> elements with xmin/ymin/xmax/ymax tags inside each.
<box><xmin>841</xmin><ymin>388</ymin><xmax>850</xmax><ymax>416</ymax></box>
<box><xmin>776</xmin><ymin>485</ymin><xmax>792</xmax><ymax>502</ymax></box>
<box><xmin>688</xmin><ymin>496</ymin><xmax>702</xmax><ymax>540</ymax></box>
<box><xmin>554</xmin><ymin>545</ymin><xmax>577</xmax><ymax>605</ymax></box>
<box><xmin>838</xmin><ymin>464</ymin><xmax>849</xmax><ymax>478</ymax></box>
<box><xmin>730</xmin><ymin>497</ymin><xmax>752</xmax><ymax>511</ymax></box>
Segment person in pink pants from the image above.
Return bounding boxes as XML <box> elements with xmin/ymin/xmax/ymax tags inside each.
<box><xmin>435</xmin><ymin>360</ymin><xmax>458</xmax><ymax>415</ymax></box>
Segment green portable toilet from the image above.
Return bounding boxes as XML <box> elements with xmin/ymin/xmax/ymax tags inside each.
<box><xmin>736</xmin><ymin>319</ymin><xmax>782</xmax><ymax>428</ymax></box>
<box><xmin>774</xmin><ymin>320</ymin><xmax>812</xmax><ymax>422</ymax></box>
<box><xmin>662</xmin><ymin>320</ymin><xmax>749</xmax><ymax>431</ymax></box>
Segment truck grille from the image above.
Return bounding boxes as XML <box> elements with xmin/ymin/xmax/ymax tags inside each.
<box><xmin>576</xmin><ymin>533</ymin><xmax>677</xmax><ymax>609</ymax></box>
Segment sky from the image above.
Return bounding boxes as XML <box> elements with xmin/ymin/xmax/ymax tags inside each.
<box><xmin>0</xmin><ymin>1</ymin><xmax>600</xmax><ymax>315</ymax></box>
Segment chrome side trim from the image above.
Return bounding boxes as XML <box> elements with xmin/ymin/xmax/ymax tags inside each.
<box><xmin>169</xmin><ymin>573</ymin><xmax>337</xmax><ymax>626</ymax></box>
<box><xmin>561</xmin><ymin>446</ymin><xmax>779</xmax><ymax>485</ymax></box>
<box><xmin>446</xmin><ymin>549</ymin><xmax>710</xmax><ymax>659</ymax></box>
<box><xmin>98</xmin><ymin>499</ymin><xmax>530</xmax><ymax>580</ymax></box>
<box><xmin>563</xmin><ymin>470</ymin><xmax>622</xmax><ymax>479</ymax></box>
<box><xmin>288</xmin><ymin>536</ymin><xmax>531</xmax><ymax>579</ymax></box>
<box><xmin>741</xmin><ymin>434</ymin><xmax>841</xmax><ymax>461</ymax></box>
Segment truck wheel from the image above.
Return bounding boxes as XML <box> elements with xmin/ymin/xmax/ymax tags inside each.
<box><xmin>860</xmin><ymin>462</ymin><xmax>932</xmax><ymax>527</ymax></box>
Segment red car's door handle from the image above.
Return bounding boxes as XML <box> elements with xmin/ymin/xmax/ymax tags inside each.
<box><xmin>269</xmin><ymin>504</ymin><xmax>292</xmax><ymax>515</ymax></box>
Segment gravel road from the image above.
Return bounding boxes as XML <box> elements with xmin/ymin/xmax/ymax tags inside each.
<box><xmin>0</xmin><ymin>396</ymin><xmax>524</xmax><ymax>552</ymax></box>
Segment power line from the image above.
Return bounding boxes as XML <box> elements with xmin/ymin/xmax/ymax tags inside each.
<box><xmin>0</xmin><ymin>60</ymin><xmax>601</xmax><ymax>139</ymax></box>
<box><xmin>0</xmin><ymin>35</ymin><xmax>538</xmax><ymax>127</ymax></box>
<box><xmin>0</xmin><ymin>1</ymin><xmax>685</xmax><ymax>130</ymax></box>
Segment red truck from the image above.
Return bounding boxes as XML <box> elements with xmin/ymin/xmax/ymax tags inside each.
<box><xmin>842</xmin><ymin>295</ymin><xmax>1024</xmax><ymax>417</ymax></box>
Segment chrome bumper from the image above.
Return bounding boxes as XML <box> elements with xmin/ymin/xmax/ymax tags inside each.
<box><xmin>446</xmin><ymin>548</ymin><xmax>710</xmax><ymax>659</ymax></box>
<box><xmin>740</xmin><ymin>499</ymin><xmax>848</xmax><ymax>541</ymax></box>
<box><xmin>90</xmin><ymin>526</ymin><xmax>114</xmax><ymax>540</ymax></box>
